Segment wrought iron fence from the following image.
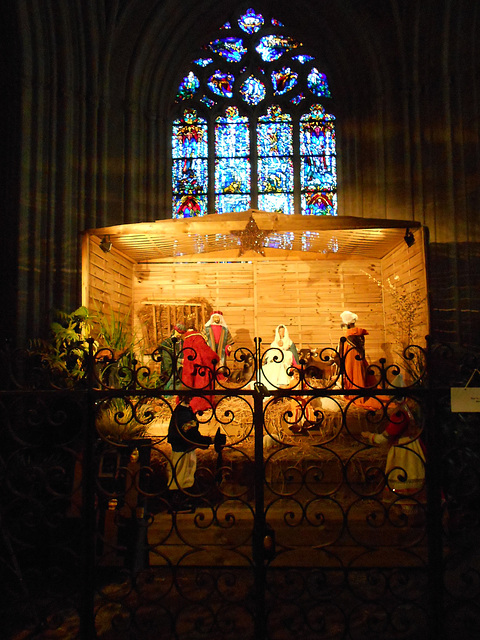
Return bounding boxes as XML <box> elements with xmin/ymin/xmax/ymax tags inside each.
<box><xmin>0</xmin><ymin>337</ymin><xmax>479</xmax><ymax>639</ymax></box>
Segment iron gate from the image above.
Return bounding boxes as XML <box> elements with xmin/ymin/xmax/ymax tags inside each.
<box><xmin>1</xmin><ymin>339</ymin><xmax>479</xmax><ymax>639</ymax></box>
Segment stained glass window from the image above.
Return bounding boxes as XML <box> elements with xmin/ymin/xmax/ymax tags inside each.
<box><xmin>172</xmin><ymin>109</ymin><xmax>208</xmax><ymax>217</ymax></box>
<box><xmin>258</xmin><ymin>106</ymin><xmax>294</xmax><ymax>215</ymax></box>
<box><xmin>300</xmin><ymin>105</ymin><xmax>336</xmax><ymax>215</ymax></box>
<box><xmin>215</xmin><ymin>107</ymin><xmax>251</xmax><ymax>213</ymax></box>
<box><xmin>172</xmin><ymin>7</ymin><xmax>337</xmax><ymax>218</ymax></box>
<box><xmin>272</xmin><ymin>67</ymin><xmax>298</xmax><ymax>95</ymax></box>
<box><xmin>207</xmin><ymin>71</ymin><xmax>235</xmax><ymax>98</ymax></box>
<box><xmin>209</xmin><ymin>38</ymin><xmax>247</xmax><ymax>63</ymax></box>
<box><xmin>238</xmin><ymin>8</ymin><xmax>264</xmax><ymax>33</ymax></box>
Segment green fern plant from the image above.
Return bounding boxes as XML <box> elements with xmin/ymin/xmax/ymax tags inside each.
<box><xmin>28</xmin><ymin>306</ymin><xmax>95</xmax><ymax>385</ymax></box>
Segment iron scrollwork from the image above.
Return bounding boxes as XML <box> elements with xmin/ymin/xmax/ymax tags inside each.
<box><xmin>0</xmin><ymin>338</ymin><xmax>479</xmax><ymax>638</ymax></box>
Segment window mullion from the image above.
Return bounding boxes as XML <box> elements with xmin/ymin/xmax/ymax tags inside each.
<box><xmin>208</xmin><ymin>117</ymin><xmax>216</xmax><ymax>213</ymax></box>
<box><xmin>293</xmin><ymin>118</ymin><xmax>301</xmax><ymax>215</ymax></box>
<box><xmin>250</xmin><ymin>113</ymin><xmax>258</xmax><ymax>209</ymax></box>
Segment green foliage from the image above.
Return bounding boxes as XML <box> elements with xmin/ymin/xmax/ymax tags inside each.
<box><xmin>95</xmin><ymin>308</ymin><xmax>135</xmax><ymax>353</ymax></box>
<box><xmin>28</xmin><ymin>305</ymin><xmax>150</xmax><ymax>390</ymax></box>
<box><xmin>28</xmin><ymin>306</ymin><xmax>95</xmax><ymax>385</ymax></box>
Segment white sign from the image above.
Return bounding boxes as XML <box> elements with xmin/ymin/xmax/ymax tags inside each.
<box><xmin>451</xmin><ymin>387</ymin><xmax>480</xmax><ymax>412</ymax></box>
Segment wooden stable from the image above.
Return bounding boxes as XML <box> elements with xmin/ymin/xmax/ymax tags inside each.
<box><xmin>82</xmin><ymin>210</ymin><xmax>429</xmax><ymax>366</ymax></box>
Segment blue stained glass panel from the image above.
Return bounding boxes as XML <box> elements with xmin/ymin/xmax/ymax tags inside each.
<box><xmin>300</xmin><ymin>103</ymin><xmax>336</xmax><ymax>214</ymax></box>
<box><xmin>290</xmin><ymin>93</ymin><xmax>305</xmax><ymax>104</ymax></box>
<box><xmin>172</xmin><ymin>112</ymin><xmax>207</xmax><ymax>158</ymax></box>
<box><xmin>300</xmin><ymin>105</ymin><xmax>336</xmax><ymax>154</ymax></box>
<box><xmin>215</xmin><ymin>193</ymin><xmax>251</xmax><ymax>214</ymax></box>
<box><xmin>256</xmin><ymin>35</ymin><xmax>300</xmax><ymax>62</ymax></box>
<box><xmin>258</xmin><ymin>192</ymin><xmax>294</xmax><ymax>215</ymax></box>
<box><xmin>307</xmin><ymin>68</ymin><xmax>331</xmax><ymax>97</ymax></box>
<box><xmin>194</xmin><ymin>58</ymin><xmax>213</xmax><ymax>67</ymax></box>
<box><xmin>215</xmin><ymin>124</ymin><xmax>249</xmax><ymax>157</ymax></box>
<box><xmin>258</xmin><ymin>156</ymin><xmax>293</xmax><ymax>192</ymax></box>
<box><xmin>300</xmin><ymin>123</ymin><xmax>335</xmax><ymax>156</ymax></box>
<box><xmin>215</xmin><ymin>106</ymin><xmax>249</xmax><ymax>155</ymax></box>
<box><xmin>257</xmin><ymin>121</ymin><xmax>293</xmax><ymax>156</ymax></box>
<box><xmin>272</xmin><ymin>67</ymin><xmax>298</xmax><ymax>95</ymax></box>
<box><xmin>292</xmin><ymin>55</ymin><xmax>314</xmax><ymax>64</ymax></box>
<box><xmin>177</xmin><ymin>72</ymin><xmax>200</xmax><ymax>100</ymax></box>
<box><xmin>215</xmin><ymin>106</ymin><xmax>250</xmax><ymax>210</ymax></box>
<box><xmin>301</xmin><ymin>155</ymin><xmax>337</xmax><ymax>190</ymax></box>
<box><xmin>172</xmin><ymin>158</ymin><xmax>208</xmax><ymax>192</ymax></box>
<box><xmin>209</xmin><ymin>37</ymin><xmax>247</xmax><ymax>62</ymax></box>
<box><xmin>172</xmin><ymin>11</ymin><xmax>337</xmax><ymax>219</ymax></box>
<box><xmin>240</xmin><ymin>76</ymin><xmax>266</xmax><ymax>105</ymax></box>
<box><xmin>238</xmin><ymin>9</ymin><xmax>264</xmax><ymax>33</ymax></box>
<box><xmin>208</xmin><ymin>71</ymin><xmax>235</xmax><ymax>97</ymax></box>
<box><xmin>215</xmin><ymin>158</ymin><xmax>251</xmax><ymax>194</ymax></box>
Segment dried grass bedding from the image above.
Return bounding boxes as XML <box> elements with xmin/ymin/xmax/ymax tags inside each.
<box><xmin>142</xmin><ymin>394</ymin><xmax>390</xmax><ymax>496</ymax></box>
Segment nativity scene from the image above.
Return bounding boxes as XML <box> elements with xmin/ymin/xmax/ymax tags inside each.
<box><xmin>76</xmin><ymin>18</ymin><xmax>434</xmax><ymax>576</ymax></box>
<box><xmin>81</xmin><ymin>2</ymin><xmax>429</xmax><ymax>465</ymax></box>
<box><xmin>84</xmin><ymin>209</ymin><xmax>429</xmax><ymax>526</ymax></box>
<box><xmin>7</xmin><ymin>4</ymin><xmax>471</xmax><ymax>636</ymax></box>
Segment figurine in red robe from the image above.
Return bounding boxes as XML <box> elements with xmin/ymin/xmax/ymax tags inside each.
<box><xmin>180</xmin><ymin>328</ymin><xmax>219</xmax><ymax>413</ymax></box>
<box><xmin>340</xmin><ymin>310</ymin><xmax>378</xmax><ymax>407</ymax></box>
<box><xmin>362</xmin><ymin>403</ymin><xmax>426</xmax><ymax>499</ymax></box>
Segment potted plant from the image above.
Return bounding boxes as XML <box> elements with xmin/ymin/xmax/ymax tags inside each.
<box><xmin>28</xmin><ymin>306</ymin><xmax>95</xmax><ymax>388</ymax></box>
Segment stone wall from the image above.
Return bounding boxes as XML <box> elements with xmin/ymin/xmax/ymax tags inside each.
<box><xmin>1</xmin><ymin>0</ymin><xmax>478</xmax><ymax>347</ymax></box>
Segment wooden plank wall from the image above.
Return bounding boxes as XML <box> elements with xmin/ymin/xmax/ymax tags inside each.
<box><xmin>254</xmin><ymin>259</ymin><xmax>385</xmax><ymax>359</ymax></box>
<box><xmin>83</xmin><ymin>233</ymin><xmax>428</xmax><ymax>367</ymax></box>
<box><xmin>82</xmin><ymin>235</ymin><xmax>135</xmax><ymax>327</ymax></box>
<box><xmin>380</xmin><ymin>227</ymin><xmax>429</xmax><ymax>358</ymax></box>
<box><xmin>132</xmin><ymin>258</ymin><xmax>387</xmax><ymax>363</ymax></box>
<box><xmin>133</xmin><ymin>262</ymin><xmax>256</xmax><ymax>352</ymax></box>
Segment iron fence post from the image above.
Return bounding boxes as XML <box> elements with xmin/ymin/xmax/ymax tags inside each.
<box><xmin>80</xmin><ymin>339</ymin><xmax>97</xmax><ymax>638</ymax></box>
<box><xmin>253</xmin><ymin>337</ymin><xmax>267</xmax><ymax>640</ymax></box>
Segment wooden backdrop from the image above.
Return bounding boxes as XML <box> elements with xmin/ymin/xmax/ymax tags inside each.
<box><xmin>83</xmin><ymin>227</ymin><xmax>428</xmax><ymax>368</ymax></box>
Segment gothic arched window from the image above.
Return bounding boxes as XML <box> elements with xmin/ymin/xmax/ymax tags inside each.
<box><xmin>172</xmin><ymin>7</ymin><xmax>336</xmax><ymax>218</ymax></box>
